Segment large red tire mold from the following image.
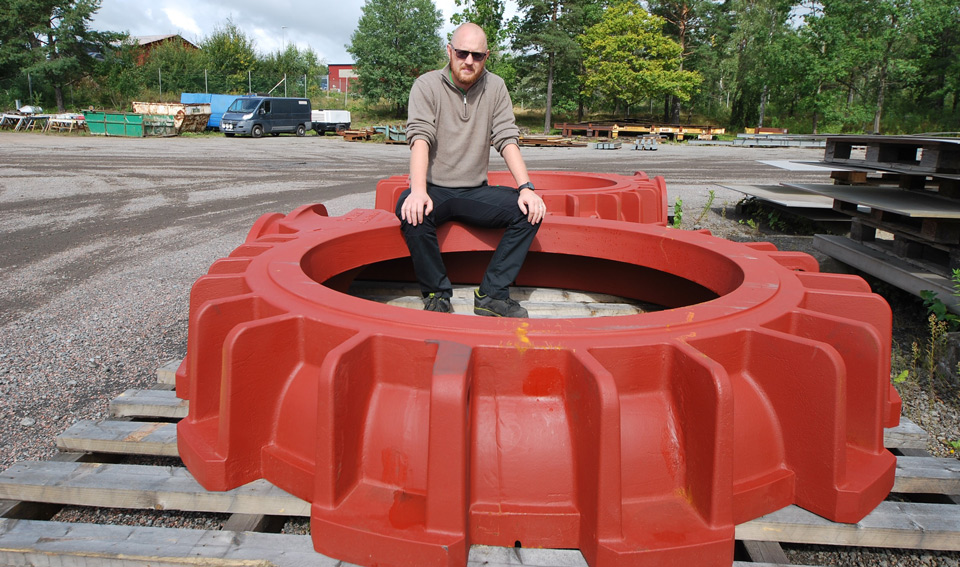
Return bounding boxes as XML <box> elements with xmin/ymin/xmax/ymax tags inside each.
<box><xmin>375</xmin><ymin>170</ymin><xmax>669</xmax><ymax>225</ymax></box>
<box><xmin>177</xmin><ymin>205</ymin><xmax>900</xmax><ymax>567</ymax></box>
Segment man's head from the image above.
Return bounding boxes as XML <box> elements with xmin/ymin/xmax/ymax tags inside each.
<box><xmin>447</xmin><ymin>23</ymin><xmax>489</xmax><ymax>90</ymax></box>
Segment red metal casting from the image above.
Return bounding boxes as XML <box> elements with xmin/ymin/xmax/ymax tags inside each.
<box><xmin>374</xmin><ymin>170</ymin><xmax>669</xmax><ymax>225</ymax></box>
<box><xmin>177</xmin><ymin>201</ymin><xmax>901</xmax><ymax>567</ymax></box>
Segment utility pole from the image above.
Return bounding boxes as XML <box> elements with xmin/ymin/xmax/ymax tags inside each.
<box><xmin>282</xmin><ymin>26</ymin><xmax>288</xmax><ymax>97</ymax></box>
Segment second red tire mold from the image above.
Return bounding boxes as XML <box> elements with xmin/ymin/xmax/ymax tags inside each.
<box><xmin>375</xmin><ymin>170</ymin><xmax>669</xmax><ymax>224</ymax></box>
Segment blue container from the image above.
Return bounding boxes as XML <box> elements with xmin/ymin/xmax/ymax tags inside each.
<box><xmin>181</xmin><ymin>93</ymin><xmax>253</xmax><ymax>130</ymax></box>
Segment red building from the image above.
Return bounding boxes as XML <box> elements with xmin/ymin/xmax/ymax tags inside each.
<box><xmin>327</xmin><ymin>64</ymin><xmax>359</xmax><ymax>93</ymax></box>
<box><xmin>131</xmin><ymin>35</ymin><xmax>199</xmax><ymax>65</ymax></box>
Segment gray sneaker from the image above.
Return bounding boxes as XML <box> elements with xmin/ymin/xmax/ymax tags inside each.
<box><xmin>423</xmin><ymin>293</ymin><xmax>452</xmax><ymax>313</ymax></box>
<box><xmin>474</xmin><ymin>290</ymin><xmax>528</xmax><ymax>318</ymax></box>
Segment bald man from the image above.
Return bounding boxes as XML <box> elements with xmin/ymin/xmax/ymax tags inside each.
<box><xmin>397</xmin><ymin>23</ymin><xmax>545</xmax><ymax>318</ymax></box>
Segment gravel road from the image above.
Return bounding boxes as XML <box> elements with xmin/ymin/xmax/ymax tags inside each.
<box><xmin>2</xmin><ymin>131</ymin><xmax>956</xmax><ymax>565</ymax></box>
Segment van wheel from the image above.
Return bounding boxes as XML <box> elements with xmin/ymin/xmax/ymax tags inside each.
<box><xmin>296</xmin><ymin>124</ymin><xmax>306</xmax><ymax>137</ymax></box>
<box><xmin>252</xmin><ymin>125</ymin><xmax>263</xmax><ymax>138</ymax></box>
<box><xmin>336</xmin><ymin>124</ymin><xmax>346</xmax><ymax>135</ymax></box>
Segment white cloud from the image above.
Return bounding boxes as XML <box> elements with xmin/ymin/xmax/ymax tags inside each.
<box><xmin>161</xmin><ymin>6</ymin><xmax>202</xmax><ymax>38</ymax></box>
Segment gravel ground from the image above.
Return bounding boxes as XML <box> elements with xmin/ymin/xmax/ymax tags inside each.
<box><xmin>0</xmin><ymin>131</ymin><xmax>957</xmax><ymax>565</ymax></box>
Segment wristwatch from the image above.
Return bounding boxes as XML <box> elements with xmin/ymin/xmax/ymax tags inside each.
<box><xmin>518</xmin><ymin>181</ymin><xmax>535</xmax><ymax>192</ymax></box>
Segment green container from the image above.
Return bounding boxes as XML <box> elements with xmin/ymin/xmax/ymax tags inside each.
<box><xmin>143</xmin><ymin>114</ymin><xmax>177</xmax><ymax>137</ymax></box>
<box><xmin>83</xmin><ymin>111</ymin><xmax>175</xmax><ymax>137</ymax></box>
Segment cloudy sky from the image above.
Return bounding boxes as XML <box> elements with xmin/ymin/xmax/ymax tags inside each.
<box><xmin>90</xmin><ymin>1</ymin><xmax>518</xmax><ymax>64</ymax></box>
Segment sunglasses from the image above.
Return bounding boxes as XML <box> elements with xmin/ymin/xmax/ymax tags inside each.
<box><xmin>451</xmin><ymin>46</ymin><xmax>488</xmax><ymax>62</ymax></box>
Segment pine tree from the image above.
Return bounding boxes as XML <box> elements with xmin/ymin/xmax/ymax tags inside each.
<box><xmin>2</xmin><ymin>0</ymin><xmax>122</xmax><ymax>111</ymax></box>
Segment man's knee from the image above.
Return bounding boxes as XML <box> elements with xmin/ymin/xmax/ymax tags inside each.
<box><xmin>512</xmin><ymin>211</ymin><xmax>542</xmax><ymax>234</ymax></box>
<box><xmin>394</xmin><ymin>188</ymin><xmax>412</xmax><ymax>220</ymax></box>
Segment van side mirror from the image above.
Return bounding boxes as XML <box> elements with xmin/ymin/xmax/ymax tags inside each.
<box><xmin>259</xmin><ymin>108</ymin><xmax>265</xmax><ymax>115</ymax></box>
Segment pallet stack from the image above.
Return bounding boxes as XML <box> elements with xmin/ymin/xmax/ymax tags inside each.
<box><xmin>798</xmin><ymin>136</ymin><xmax>960</xmax><ymax>312</ymax></box>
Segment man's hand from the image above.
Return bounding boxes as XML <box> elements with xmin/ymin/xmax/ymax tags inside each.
<box><xmin>401</xmin><ymin>189</ymin><xmax>433</xmax><ymax>226</ymax></box>
<box><xmin>518</xmin><ymin>188</ymin><xmax>545</xmax><ymax>224</ymax></box>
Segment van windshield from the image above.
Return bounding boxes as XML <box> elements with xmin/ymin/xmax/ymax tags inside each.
<box><xmin>227</xmin><ymin>99</ymin><xmax>261</xmax><ymax>113</ymax></box>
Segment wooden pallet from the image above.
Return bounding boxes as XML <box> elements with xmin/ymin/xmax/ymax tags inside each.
<box><xmin>518</xmin><ymin>135</ymin><xmax>587</xmax><ymax>148</ymax></box>
<box><xmin>1</xmin><ymin>357</ymin><xmax>958</xmax><ymax>566</ymax></box>
<box><xmin>784</xmin><ymin>182</ymin><xmax>960</xmax><ymax>273</ymax></box>
<box><xmin>813</xmin><ymin>234</ymin><xmax>960</xmax><ymax>315</ymax></box>
<box><xmin>824</xmin><ymin>136</ymin><xmax>960</xmax><ymax>178</ymax></box>
<box><xmin>341</xmin><ymin>128</ymin><xmax>373</xmax><ymax>142</ymax></box>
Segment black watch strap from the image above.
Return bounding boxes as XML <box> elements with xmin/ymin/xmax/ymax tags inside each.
<box><xmin>519</xmin><ymin>181</ymin><xmax>535</xmax><ymax>192</ymax></box>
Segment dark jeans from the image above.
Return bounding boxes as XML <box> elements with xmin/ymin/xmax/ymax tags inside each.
<box><xmin>395</xmin><ymin>183</ymin><xmax>541</xmax><ymax>300</ymax></box>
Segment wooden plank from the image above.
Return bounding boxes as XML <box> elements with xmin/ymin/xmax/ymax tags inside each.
<box><xmin>814</xmin><ymin>234</ymin><xmax>960</xmax><ymax>313</ymax></box>
<box><xmin>109</xmin><ymin>388</ymin><xmax>188</xmax><ymax>419</ymax></box>
<box><xmin>736</xmin><ymin>501</ymin><xmax>960</xmax><ymax>551</ymax></box>
<box><xmin>0</xmin><ymin>452</ymin><xmax>108</xmax><ymax>521</ymax></box>
<box><xmin>349</xmin><ymin>282</ymin><xmax>654</xmax><ymax>317</ymax></box>
<box><xmin>894</xmin><ymin>456</ymin><xmax>960</xmax><ymax>495</ymax></box>
<box><xmin>0</xmin><ymin>519</ymin><xmax>329</xmax><ymax>567</ymax></box>
<box><xmin>0</xmin><ymin>519</ymin><xmax>818</xmax><ymax>567</ymax></box>
<box><xmin>221</xmin><ymin>512</ymin><xmax>272</xmax><ymax>533</ymax></box>
<box><xmin>742</xmin><ymin>540</ymin><xmax>790</xmax><ymax>564</ymax></box>
<box><xmin>885</xmin><ymin>417</ymin><xmax>932</xmax><ymax>450</ymax></box>
<box><xmin>157</xmin><ymin>359</ymin><xmax>180</xmax><ymax>386</ymax></box>
<box><xmin>56</xmin><ymin>420</ymin><xmax>179</xmax><ymax>457</ymax></box>
<box><xmin>54</xmin><ymin>417</ymin><xmax>951</xmax><ymax>494</ymax></box>
<box><xmin>784</xmin><ymin>183</ymin><xmax>960</xmax><ymax>219</ymax></box>
<box><xmin>369</xmin><ymin>297</ymin><xmax>646</xmax><ymax>317</ymax></box>
<box><xmin>350</xmin><ymin>282</ymin><xmax>640</xmax><ymax>304</ymax></box>
<box><xmin>0</xmin><ymin>461</ymin><xmax>311</xmax><ymax>517</ymax></box>
<box><xmin>832</xmin><ymin>199</ymin><xmax>960</xmax><ymax>247</ymax></box>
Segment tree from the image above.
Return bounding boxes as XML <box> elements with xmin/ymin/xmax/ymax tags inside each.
<box><xmin>347</xmin><ymin>0</ymin><xmax>445</xmax><ymax>116</ymax></box>
<box><xmin>14</xmin><ymin>0</ymin><xmax>123</xmax><ymax>111</ymax></box>
<box><xmin>258</xmin><ymin>45</ymin><xmax>327</xmax><ymax>97</ymax></box>
<box><xmin>139</xmin><ymin>38</ymin><xmax>205</xmax><ymax>99</ymax></box>
<box><xmin>646</xmin><ymin>0</ymin><xmax>709</xmax><ymax>121</ymax></box>
<box><xmin>687</xmin><ymin>1</ymin><xmax>738</xmax><ymax>120</ymax></box>
<box><xmin>0</xmin><ymin>1</ymin><xmax>45</xmax><ymax>83</ymax></box>
<box><xmin>726</xmin><ymin>0</ymin><xmax>794</xmax><ymax>129</ymax></box>
<box><xmin>451</xmin><ymin>0</ymin><xmax>508</xmax><ymax>53</ymax></box>
<box><xmin>200</xmin><ymin>18</ymin><xmax>258</xmax><ymax>94</ymax></box>
<box><xmin>451</xmin><ymin>0</ymin><xmax>517</xmax><ymax>89</ymax></box>
<box><xmin>580</xmin><ymin>0</ymin><xmax>702</xmax><ymax>114</ymax></box>
<box><xmin>91</xmin><ymin>36</ymin><xmax>142</xmax><ymax>109</ymax></box>
<box><xmin>906</xmin><ymin>0</ymin><xmax>960</xmax><ymax>115</ymax></box>
<box><xmin>512</xmin><ymin>0</ymin><xmax>604</xmax><ymax>131</ymax></box>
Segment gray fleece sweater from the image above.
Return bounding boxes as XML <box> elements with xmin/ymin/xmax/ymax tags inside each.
<box><xmin>406</xmin><ymin>65</ymin><xmax>520</xmax><ymax>188</ymax></box>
